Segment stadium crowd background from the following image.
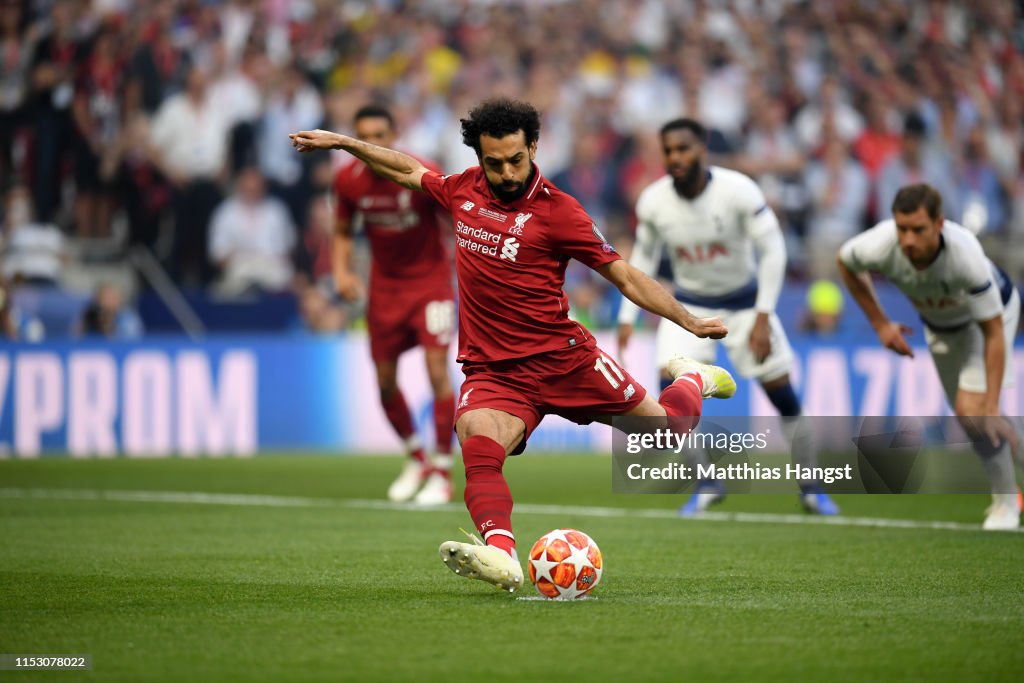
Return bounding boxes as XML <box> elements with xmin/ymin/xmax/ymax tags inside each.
<box><xmin>0</xmin><ymin>0</ymin><xmax>1022</xmax><ymax>340</ymax></box>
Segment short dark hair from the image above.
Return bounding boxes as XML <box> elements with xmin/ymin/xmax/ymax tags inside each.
<box><xmin>354</xmin><ymin>104</ymin><xmax>394</xmax><ymax>128</ymax></box>
<box><xmin>892</xmin><ymin>183</ymin><xmax>943</xmax><ymax>220</ymax></box>
<box><xmin>460</xmin><ymin>98</ymin><xmax>541</xmax><ymax>157</ymax></box>
<box><xmin>659</xmin><ymin>118</ymin><xmax>708</xmax><ymax>143</ymax></box>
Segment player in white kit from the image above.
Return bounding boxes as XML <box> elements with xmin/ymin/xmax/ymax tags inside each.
<box><xmin>618</xmin><ymin>118</ymin><xmax>839</xmax><ymax>516</ymax></box>
<box><xmin>838</xmin><ymin>183</ymin><xmax>1021</xmax><ymax>530</ymax></box>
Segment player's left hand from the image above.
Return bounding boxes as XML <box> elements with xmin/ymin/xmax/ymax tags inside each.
<box><xmin>749</xmin><ymin>313</ymin><xmax>772</xmax><ymax>363</ymax></box>
<box><xmin>688</xmin><ymin>316</ymin><xmax>728</xmax><ymax>339</ymax></box>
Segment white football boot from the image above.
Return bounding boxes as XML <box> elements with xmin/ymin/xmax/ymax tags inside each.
<box><xmin>387</xmin><ymin>459</ymin><xmax>429</xmax><ymax>502</ymax></box>
<box><xmin>665</xmin><ymin>357</ymin><xmax>737</xmax><ymax>399</ymax></box>
<box><xmin>439</xmin><ymin>531</ymin><xmax>523</xmax><ymax>593</ymax></box>
<box><xmin>982</xmin><ymin>494</ymin><xmax>1020</xmax><ymax>531</ymax></box>
<box><xmin>414</xmin><ymin>471</ymin><xmax>453</xmax><ymax>505</ymax></box>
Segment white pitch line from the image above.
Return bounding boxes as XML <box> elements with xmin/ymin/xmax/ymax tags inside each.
<box><xmin>0</xmin><ymin>488</ymin><xmax>1017</xmax><ymax>534</ymax></box>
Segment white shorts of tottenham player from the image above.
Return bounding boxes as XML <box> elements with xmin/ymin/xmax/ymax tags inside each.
<box><xmin>655</xmin><ymin>305</ymin><xmax>794</xmax><ymax>381</ymax></box>
<box><xmin>925</xmin><ymin>288</ymin><xmax>1020</xmax><ymax>401</ymax></box>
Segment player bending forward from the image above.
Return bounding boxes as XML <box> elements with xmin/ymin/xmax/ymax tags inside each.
<box><xmin>618</xmin><ymin>119</ymin><xmax>838</xmax><ymax>516</ymax></box>
<box><xmin>837</xmin><ymin>183</ymin><xmax>1021</xmax><ymax>530</ymax></box>
<box><xmin>332</xmin><ymin>104</ymin><xmax>456</xmax><ymax>505</ymax></box>
<box><xmin>292</xmin><ymin>98</ymin><xmax>736</xmax><ymax>593</ymax></box>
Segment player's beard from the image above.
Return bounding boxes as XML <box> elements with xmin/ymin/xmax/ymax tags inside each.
<box><xmin>671</xmin><ymin>162</ymin><xmax>704</xmax><ymax>195</ymax></box>
<box><xmin>488</xmin><ymin>167</ymin><xmax>535</xmax><ymax>204</ymax></box>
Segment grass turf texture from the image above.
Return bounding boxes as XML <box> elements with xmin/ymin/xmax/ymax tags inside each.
<box><xmin>0</xmin><ymin>455</ymin><xmax>1021</xmax><ymax>683</ymax></box>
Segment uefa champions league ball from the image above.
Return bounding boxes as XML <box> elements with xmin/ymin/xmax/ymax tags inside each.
<box><xmin>528</xmin><ymin>528</ymin><xmax>603</xmax><ymax>599</ymax></box>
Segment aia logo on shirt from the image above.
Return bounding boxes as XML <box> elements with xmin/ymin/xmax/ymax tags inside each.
<box><xmin>676</xmin><ymin>242</ymin><xmax>729</xmax><ymax>263</ymax></box>
<box><xmin>910</xmin><ymin>295</ymin><xmax>960</xmax><ymax>309</ymax></box>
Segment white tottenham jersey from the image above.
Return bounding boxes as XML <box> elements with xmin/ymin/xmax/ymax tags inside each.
<box><xmin>838</xmin><ymin>219</ymin><xmax>1008</xmax><ymax>329</ymax></box>
<box><xmin>618</xmin><ymin>167</ymin><xmax>786</xmax><ymax>325</ymax></box>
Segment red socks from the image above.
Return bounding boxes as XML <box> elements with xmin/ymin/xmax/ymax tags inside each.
<box><xmin>658</xmin><ymin>374</ymin><xmax>703</xmax><ymax>433</ymax></box>
<box><xmin>381</xmin><ymin>391</ymin><xmax>426</xmax><ymax>463</ymax></box>
<box><xmin>434</xmin><ymin>393</ymin><xmax>455</xmax><ymax>456</ymax></box>
<box><xmin>462</xmin><ymin>434</ymin><xmax>515</xmax><ymax>556</ymax></box>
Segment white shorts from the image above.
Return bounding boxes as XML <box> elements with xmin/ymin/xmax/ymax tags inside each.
<box><xmin>925</xmin><ymin>288</ymin><xmax>1020</xmax><ymax>401</ymax></box>
<box><xmin>655</xmin><ymin>306</ymin><xmax>794</xmax><ymax>382</ymax></box>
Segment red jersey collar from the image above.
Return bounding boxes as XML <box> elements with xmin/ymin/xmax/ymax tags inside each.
<box><xmin>474</xmin><ymin>163</ymin><xmax>546</xmax><ymax>211</ymax></box>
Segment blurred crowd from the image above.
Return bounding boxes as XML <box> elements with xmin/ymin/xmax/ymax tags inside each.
<box><xmin>0</xmin><ymin>0</ymin><xmax>1022</xmax><ymax>338</ymax></box>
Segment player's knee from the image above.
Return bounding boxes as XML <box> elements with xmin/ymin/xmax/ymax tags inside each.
<box><xmin>764</xmin><ymin>381</ymin><xmax>801</xmax><ymax>417</ymax></box>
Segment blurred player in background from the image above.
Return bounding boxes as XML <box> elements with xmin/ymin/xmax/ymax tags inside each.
<box><xmin>618</xmin><ymin>119</ymin><xmax>839</xmax><ymax>517</ymax></box>
<box><xmin>332</xmin><ymin>104</ymin><xmax>456</xmax><ymax>505</ymax></box>
<box><xmin>293</xmin><ymin>98</ymin><xmax>735</xmax><ymax>593</ymax></box>
<box><xmin>838</xmin><ymin>183</ymin><xmax>1021</xmax><ymax>530</ymax></box>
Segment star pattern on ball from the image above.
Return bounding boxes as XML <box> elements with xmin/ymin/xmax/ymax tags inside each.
<box><xmin>528</xmin><ymin>528</ymin><xmax>602</xmax><ymax>600</ymax></box>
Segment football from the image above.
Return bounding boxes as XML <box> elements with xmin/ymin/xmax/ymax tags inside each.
<box><xmin>528</xmin><ymin>528</ymin><xmax>603</xmax><ymax>599</ymax></box>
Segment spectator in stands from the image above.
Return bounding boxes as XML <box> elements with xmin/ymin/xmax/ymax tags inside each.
<box><xmin>129</xmin><ymin>1</ymin><xmax>191</xmax><ymax>115</ymax></box>
<box><xmin>0</xmin><ymin>0</ymin><xmax>32</xmax><ymax>193</ymax></box>
<box><xmin>207</xmin><ymin>165</ymin><xmax>296</xmax><ymax>298</ymax></box>
<box><xmin>793</xmin><ymin>75</ymin><xmax>864</xmax><ymax>155</ymax></box>
<box><xmin>256</xmin><ymin>61</ymin><xmax>323</xmax><ymax>228</ymax></box>
<box><xmin>78</xmin><ymin>281</ymin><xmax>143</xmax><ymax>339</ymax></box>
<box><xmin>956</xmin><ymin>124</ymin><xmax>1006</xmax><ymax>235</ymax></box>
<box><xmin>804</xmin><ymin>135</ymin><xmax>870</xmax><ymax>279</ymax></box>
<box><xmin>105</xmin><ymin>110</ymin><xmax>171</xmax><ymax>255</ymax></box>
<box><xmin>26</xmin><ymin>1</ymin><xmax>87</xmax><ymax>223</ymax></box>
<box><xmin>71</xmin><ymin>21</ymin><xmax>127</xmax><ymax>239</ymax></box>
<box><xmin>550</xmin><ymin>126</ymin><xmax>621</xmax><ymax>230</ymax></box>
<box><xmin>149</xmin><ymin>64</ymin><xmax>230</xmax><ymax>286</ymax></box>
<box><xmin>875</xmin><ymin>112</ymin><xmax>959</xmax><ymax>226</ymax></box>
<box><xmin>1</xmin><ymin>184</ymin><xmax>65</xmax><ymax>285</ymax></box>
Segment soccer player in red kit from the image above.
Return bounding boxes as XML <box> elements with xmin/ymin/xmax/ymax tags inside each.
<box><xmin>332</xmin><ymin>105</ymin><xmax>456</xmax><ymax>505</ymax></box>
<box><xmin>292</xmin><ymin>98</ymin><xmax>735</xmax><ymax>593</ymax></box>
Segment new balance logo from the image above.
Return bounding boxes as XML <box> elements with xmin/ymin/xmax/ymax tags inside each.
<box><xmin>460</xmin><ymin>200</ymin><xmax>475</xmax><ymax>211</ymax></box>
<box><xmin>500</xmin><ymin>237</ymin><xmax>520</xmax><ymax>261</ymax></box>
<box><xmin>623</xmin><ymin>384</ymin><xmax>635</xmax><ymax>401</ymax></box>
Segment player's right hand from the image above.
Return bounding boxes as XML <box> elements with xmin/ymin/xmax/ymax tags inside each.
<box><xmin>335</xmin><ymin>272</ymin><xmax>363</xmax><ymax>302</ymax></box>
<box><xmin>877</xmin><ymin>321</ymin><xmax>914</xmax><ymax>357</ymax></box>
<box><xmin>688</xmin><ymin>316</ymin><xmax>728</xmax><ymax>340</ymax></box>
<box><xmin>289</xmin><ymin>129</ymin><xmax>341</xmax><ymax>153</ymax></box>
<box><xmin>979</xmin><ymin>415</ymin><xmax>1021</xmax><ymax>459</ymax></box>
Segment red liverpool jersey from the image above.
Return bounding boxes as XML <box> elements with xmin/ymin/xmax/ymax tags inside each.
<box><xmin>420</xmin><ymin>165</ymin><xmax>620</xmax><ymax>363</ymax></box>
<box><xmin>333</xmin><ymin>157</ymin><xmax>451</xmax><ymax>286</ymax></box>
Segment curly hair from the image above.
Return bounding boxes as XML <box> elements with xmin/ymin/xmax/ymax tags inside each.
<box><xmin>659</xmin><ymin>118</ymin><xmax>708</xmax><ymax>144</ymax></box>
<box><xmin>460</xmin><ymin>98</ymin><xmax>541</xmax><ymax>157</ymax></box>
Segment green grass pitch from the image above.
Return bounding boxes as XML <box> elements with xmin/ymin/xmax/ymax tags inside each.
<box><xmin>0</xmin><ymin>454</ymin><xmax>1022</xmax><ymax>682</ymax></box>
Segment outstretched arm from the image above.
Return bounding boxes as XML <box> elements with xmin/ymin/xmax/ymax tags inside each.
<box><xmin>837</xmin><ymin>257</ymin><xmax>914</xmax><ymax>357</ymax></box>
<box><xmin>289</xmin><ymin>129</ymin><xmax>427</xmax><ymax>191</ymax></box>
<box><xmin>598</xmin><ymin>259</ymin><xmax>727</xmax><ymax>339</ymax></box>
